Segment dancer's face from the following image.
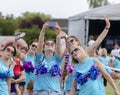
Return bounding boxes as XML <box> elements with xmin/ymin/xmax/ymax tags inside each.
<box><xmin>3</xmin><ymin>46</ymin><xmax>15</xmax><ymax>58</ymax></box>
<box><xmin>67</xmin><ymin>37</ymin><xmax>79</xmax><ymax>48</ymax></box>
<box><xmin>44</xmin><ymin>41</ymin><xmax>56</xmax><ymax>53</ymax></box>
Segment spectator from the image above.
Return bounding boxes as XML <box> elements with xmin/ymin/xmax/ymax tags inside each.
<box><xmin>87</xmin><ymin>35</ymin><xmax>95</xmax><ymax>46</ymax></box>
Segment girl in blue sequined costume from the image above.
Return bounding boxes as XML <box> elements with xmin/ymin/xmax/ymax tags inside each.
<box><xmin>33</xmin><ymin>22</ymin><xmax>65</xmax><ymax>95</ymax></box>
<box><xmin>69</xmin><ymin>45</ymin><xmax>120</xmax><ymax>95</ymax></box>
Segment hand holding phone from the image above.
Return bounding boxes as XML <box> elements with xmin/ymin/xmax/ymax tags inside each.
<box><xmin>15</xmin><ymin>32</ymin><xmax>26</xmax><ymax>40</ymax></box>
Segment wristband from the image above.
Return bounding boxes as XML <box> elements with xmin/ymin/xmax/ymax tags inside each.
<box><xmin>105</xmin><ymin>27</ymin><xmax>109</xmax><ymax>30</ymax></box>
<box><xmin>114</xmin><ymin>88</ymin><xmax>119</xmax><ymax>94</ymax></box>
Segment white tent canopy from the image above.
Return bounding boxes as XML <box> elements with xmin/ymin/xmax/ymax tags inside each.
<box><xmin>69</xmin><ymin>3</ymin><xmax>120</xmax><ymax>20</ymax></box>
<box><xmin>68</xmin><ymin>3</ymin><xmax>120</xmax><ymax>47</ymax></box>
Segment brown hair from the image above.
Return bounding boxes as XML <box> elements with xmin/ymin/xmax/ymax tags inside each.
<box><xmin>28</xmin><ymin>39</ymin><xmax>38</xmax><ymax>47</ymax></box>
<box><xmin>45</xmin><ymin>39</ymin><xmax>56</xmax><ymax>43</ymax></box>
<box><xmin>27</xmin><ymin>80</ymin><xmax>33</xmax><ymax>93</ymax></box>
<box><xmin>43</xmin><ymin>39</ymin><xmax>56</xmax><ymax>48</ymax></box>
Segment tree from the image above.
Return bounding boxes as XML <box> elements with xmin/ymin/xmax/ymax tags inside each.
<box><xmin>0</xmin><ymin>14</ymin><xmax>19</xmax><ymax>35</ymax></box>
<box><xmin>87</xmin><ymin>0</ymin><xmax>110</xmax><ymax>8</ymax></box>
<box><xmin>0</xmin><ymin>12</ymin><xmax>55</xmax><ymax>42</ymax></box>
<box><xmin>20</xmin><ymin>16</ymin><xmax>44</xmax><ymax>29</ymax></box>
<box><xmin>19</xmin><ymin>12</ymin><xmax>55</xmax><ymax>42</ymax></box>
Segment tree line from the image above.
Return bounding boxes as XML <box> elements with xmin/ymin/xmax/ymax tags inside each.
<box><xmin>0</xmin><ymin>12</ymin><xmax>57</xmax><ymax>43</ymax></box>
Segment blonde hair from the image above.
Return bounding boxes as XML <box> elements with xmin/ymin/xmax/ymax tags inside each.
<box><xmin>101</xmin><ymin>48</ymin><xmax>107</xmax><ymax>56</ymax></box>
<box><xmin>89</xmin><ymin>35</ymin><xmax>94</xmax><ymax>40</ymax></box>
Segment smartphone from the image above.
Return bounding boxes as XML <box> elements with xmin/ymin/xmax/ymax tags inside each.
<box><xmin>47</xmin><ymin>22</ymin><xmax>57</xmax><ymax>28</ymax></box>
<box><xmin>15</xmin><ymin>32</ymin><xmax>26</xmax><ymax>40</ymax></box>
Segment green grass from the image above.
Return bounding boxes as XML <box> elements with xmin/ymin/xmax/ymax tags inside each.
<box><xmin>105</xmin><ymin>79</ymin><xmax>120</xmax><ymax>95</ymax></box>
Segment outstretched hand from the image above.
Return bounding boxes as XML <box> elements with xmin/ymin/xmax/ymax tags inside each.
<box><xmin>104</xmin><ymin>16</ymin><xmax>110</xmax><ymax>28</ymax></box>
<box><xmin>54</xmin><ymin>24</ymin><xmax>67</xmax><ymax>37</ymax></box>
<box><xmin>54</xmin><ymin>24</ymin><xmax>61</xmax><ymax>34</ymax></box>
<box><xmin>14</xmin><ymin>29</ymin><xmax>21</xmax><ymax>35</ymax></box>
<box><xmin>41</xmin><ymin>22</ymin><xmax>49</xmax><ymax>32</ymax></box>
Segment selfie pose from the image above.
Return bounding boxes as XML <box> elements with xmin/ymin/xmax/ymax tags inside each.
<box><xmin>33</xmin><ymin>22</ymin><xmax>64</xmax><ymax>95</ymax></box>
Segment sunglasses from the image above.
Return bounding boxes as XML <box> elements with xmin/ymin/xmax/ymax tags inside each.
<box><xmin>6</xmin><ymin>48</ymin><xmax>14</xmax><ymax>55</ymax></box>
<box><xmin>71</xmin><ymin>48</ymin><xmax>80</xmax><ymax>55</ymax></box>
<box><xmin>68</xmin><ymin>39</ymin><xmax>74</xmax><ymax>44</ymax></box>
<box><xmin>31</xmin><ymin>44</ymin><xmax>37</xmax><ymax>48</ymax></box>
<box><xmin>45</xmin><ymin>42</ymin><xmax>55</xmax><ymax>46</ymax></box>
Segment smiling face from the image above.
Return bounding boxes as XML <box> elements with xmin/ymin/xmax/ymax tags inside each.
<box><xmin>3</xmin><ymin>45</ymin><xmax>16</xmax><ymax>59</ymax></box>
<box><xmin>44</xmin><ymin>40</ymin><xmax>56</xmax><ymax>53</ymax></box>
<box><xmin>101</xmin><ymin>48</ymin><xmax>107</xmax><ymax>56</ymax></box>
<box><xmin>29</xmin><ymin>42</ymin><xmax>38</xmax><ymax>53</ymax></box>
<box><xmin>71</xmin><ymin>46</ymin><xmax>81</xmax><ymax>59</ymax></box>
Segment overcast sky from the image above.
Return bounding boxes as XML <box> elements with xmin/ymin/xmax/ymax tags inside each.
<box><xmin>0</xmin><ymin>0</ymin><xmax>120</xmax><ymax>18</ymax></box>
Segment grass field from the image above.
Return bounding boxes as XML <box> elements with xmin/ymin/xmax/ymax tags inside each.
<box><xmin>105</xmin><ymin>79</ymin><xmax>120</xmax><ymax>95</ymax></box>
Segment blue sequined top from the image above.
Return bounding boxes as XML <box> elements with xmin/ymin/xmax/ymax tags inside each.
<box><xmin>74</xmin><ymin>57</ymin><xmax>106</xmax><ymax>95</ymax></box>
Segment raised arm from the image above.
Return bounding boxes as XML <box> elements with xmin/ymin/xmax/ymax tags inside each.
<box><xmin>87</xmin><ymin>17</ymin><xmax>110</xmax><ymax>55</ymax></box>
<box><xmin>54</xmin><ymin>24</ymin><xmax>66</xmax><ymax>58</ymax></box>
<box><xmin>36</xmin><ymin>22</ymin><xmax>48</xmax><ymax>56</ymax></box>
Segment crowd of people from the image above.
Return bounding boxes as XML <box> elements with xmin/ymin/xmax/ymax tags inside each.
<box><xmin>0</xmin><ymin>17</ymin><xmax>120</xmax><ymax>95</ymax></box>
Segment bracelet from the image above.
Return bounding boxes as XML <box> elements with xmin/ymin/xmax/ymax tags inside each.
<box><xmin>61</xmin><ymin>36</ymin><xmax>66</xmax><ymax>39</ymax></box>
<box><xmin>105</xmin><ymin>27</ymin><xmax>109</xmax><ymax>30</ymax></box>
<box><xmin>114</xmin><ymin>88</ymin><xmax>119</xmax><ymax>94</ymax></box>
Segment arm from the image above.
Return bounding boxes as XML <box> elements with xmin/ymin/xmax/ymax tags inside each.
<box><xmin>110</xmin><ymin>71</ymin><xmax>120</xmax><ymax>80</ymax></box>
<box><xmin>87</xmin><ymin>17</ymin><xmax>110</xmax><ymax>55</ymax></box>
<box><xmin>70</xmin><ymin>79</ymin><xmax>76</xmax><ymax>95</ymax></box>
<box><xmin>36</xmin><ymin>22</ymin><xmax>48</xmax><ymax>56</ymax></box>
<box><xmin>95</xmin><ymin>59</ymin><xmax>120</xmax><ymax>95</ymax></box>
<box><xmin>61</xmin><ymin>48</ymin><xmax>70</xmax><ymax>77</ymax></box>
<box><xmin>61</xmin><ymin>57</ymin><xmax>68</xmax><ymax>79</ymax></box>
<box><xmin>14</xmin><ymin>71</ymin><xmax>25</xmax><ymax>83</ymax></box>
<box><xmin>9</xmin><ymin>71</ymin><xmax>25</xmax><ymax>84</ymax></box>
<box><xmin>56</xmin><ymin>34</ymin><xmax>63</xmax><ymax>58</ymax></box>
<box><xmin>55</xmin><ymin>25</ymin><xmax>65</xmax><ymax>58</ymax></box>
